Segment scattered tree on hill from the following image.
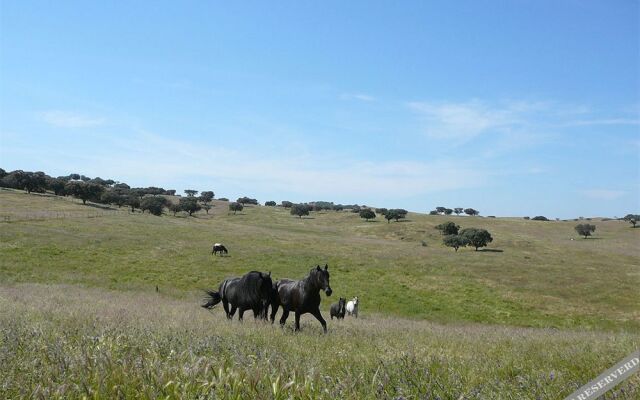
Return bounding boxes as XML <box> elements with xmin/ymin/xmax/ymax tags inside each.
<box><xmin>459</xmin><ymin>228</ymin><xmax>493</xmax><ymax>251</ymax></box>
<box><xmin>574</xmin><ymin>224</ymin><xmax>596</xmax><ymax>239</ymax></box>
<box><xmin>202</xmin><ymin>203</ymin><xmax>212</xmax><ymax>214</ymax></box>
<box><xmin>523</xmin><ymin>216</ymin><xmax>530</xmax><ymax>220</ymax></box>
<box><xmin>311</xmin><ymin>201</ymin><xmax>334</xmax><ymax>211</ymax></box>
<box><xmin>126</xmin><ymin>196</ymin><xmax>140</xmax><ymax>212</ymax></box>
<box><xmin>229</xmin><ymin>202</ymin><xmax>243</xmax><ymax>215</ymax></box>
<box><xmin>281</xmin><ymin>201</ymin><xmax>293</xmax><ymax>208</ymax></box>
<box><xmin>623</xmin><ymin>214</ymin><xmax>639</xmax><ymax>228</ymax></box>
<box><xmin>443</xmin><ymin>234</ymin><xmax>469</xmax><ymax>252</ymax></box>
<box><xmin>199</xmin><ymin>191</ymin><xmax>214</xmax><ymax>204</ymax></box>
<box><xmin>168</xmin><ymin>203</ymin><xmax>182</xmax><ymax>216</ymax></box>
<box><xmin>237</xmin><ymin>196</ymin><xmax>258</xmax><ymax>205</ymax></box>
<box><xmin>290</xmin><ymin>203</ymin><xmax>311</xmax><ymax>218</ymax></box>
<box><xmin>180</xmin><ymin>197</ymin><xmax>202</xmax><ymax>216</ymax></box>
<box><xmin>435</xmin><ymin>206</ymin><xmax>447</xmax><ymax>214</ymax></box>
<box><xmin>184</xmin><ymin>190</ymin><xmax>198</xmax><ymax>197</ymax></box>
<box><xmin>444</xmin><ymin>208</ymin><xmax>453</xmax><ymax>215</ymax></box>
<box><xmin>265</xmin><ymin>201</ymin><xmax>276</xmax><ymax>206</ymax></box>
<box><xmin>46</xmin><ymin>177</ymin><xmax>67</xmax><ymax>196</ymax></box>
<box><xmin>141</xmin><ymin>196</ymin><xmax>169</xmax><ymax>216</ymax></box>
<box><xmin>531</xmin><ymin>216</ymin><xmax>549</xmax><ymax>221</ymax></box>
<box><xmin>359</xmin><ymin>209</ymin><xmax>376</xmax><ymax>221</ymax></box>
<box><xmin>454</xmin><ymin>207</ymin><xmax>463</xmax><ymax>216</ymax></box>
<box><xmin>23</xmin><ymin>172</ymin><xmax>47</xmax><ymax>193</ymax></box>
<box><xmin>385</xmin><ymin>209</ymin><xmax>408</xmax><ymax>223</ymax></box>
<box><xmin>101</xmin><ymin>191</ymin><xmax>124</xmax><ymax>207</ymax></box>
<box><xmin>218</xmin><ymin>197</ymin><xmax>229</xmax><ymax>202</ymax></box>
<box><xmin>65</xmin><ymin>181</ymin><xmax>104</xmax><ymax>205</ymax></box>
<box><xmin>350</xmin><ymin>205</ymin><xmax>362</xmax><ymax>213</ymax></box>
<box><xmin>435</xmin><ymin>221</ymin><xmax>460</xmax><ymax>235</ymax></box>
<box><xmin>165</xmin><ymin>190</ymin><xmax>176</xmax><ymax>196</ymax></box>
<box><xmin>375</xmin><ymin>208</ymin><xmax>388</xmax><ymax>215</ymax></box>
<box><xmin>429</xmin><ymin>210</ymin><xmax>438</xmax><ymax>215</ymax></box>
<box><xmin>464</xmin><ymin>208</ymin><xmax>479</xmax><ymax>216</ymax></box>
<box><xmin>332</xmin><ymin>204</ymin><xmax>344</xmax><ymax>211</ymax></box>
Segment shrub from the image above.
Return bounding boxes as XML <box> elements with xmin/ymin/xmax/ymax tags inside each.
<box><xmin>532</xmin><ymin>216</ymin><xmax>549</xmax><ymax>221</ymax></box>
<box><xmin>229</xmin><ymin>202</ymin><xmax>243</xmax><ymax>215</ymax></box>
<box><xmin>281</xmin><ymin>201</ymin><xmax>293</xmax><ymax>208</ymax></box>
<box><xmin>359</xmin><ymin>209</ymin><xmax>376</xmax><ymax>221</ymax></box>
<box><xmin>290</xmin><ymin>203</ymin><xmax>311</xmax><ymax>218</ymax></box>
<box><xmin>575</xmin><ymin>224</ymin><xmax>596</xmax><ymax>239</ymax></box>
<box><xmin>265</xmin><ymin>201</ymin><xmax>276</xmax><ymax>206</ymax></box>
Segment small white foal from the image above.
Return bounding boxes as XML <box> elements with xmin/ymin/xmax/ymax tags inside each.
<box><xmin>346</xmin><ymin>296</ymin><xmax>359</xmax><ymax>318</ymax></box>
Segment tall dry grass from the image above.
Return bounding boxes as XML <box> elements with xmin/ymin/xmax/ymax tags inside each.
<box><xmin>1</xmin><ymin>284</ymin><xmax>638</xmax><ymax>399</ymax></box>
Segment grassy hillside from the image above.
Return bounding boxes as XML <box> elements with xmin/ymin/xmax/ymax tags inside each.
<box><xmin>1</xmin><ymin>189</ymin><xmax>639</xmax><ymax>398</ymax></box>
<box><xmin>1</xmin><ymin>189</ymin><xmax>638</xmax><ymax>330</ymax></box>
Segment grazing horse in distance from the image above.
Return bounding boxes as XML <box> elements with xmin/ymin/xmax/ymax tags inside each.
<box><xmin>330</xmin><ymin>297</ymin><xmax>346</xmax><ymax>320</ymax></box>
<box><xmin>211</xmin><ymin>243</ymin><xmax>228</xmax><ymax>256</ymax></box>
<box><xmin>202</xmin><ymin>271</ymin><xmax>272</xmax><ymax>320</ymax></box>
<box><xmin>346</xmin><ymin>296</ymin><xmax>359</xmax><ymax>318</ymax></box>
<box><xmin>270</xmin><ymin>264</ymin><xmax>332</xmax><ymax>333</ymax></box>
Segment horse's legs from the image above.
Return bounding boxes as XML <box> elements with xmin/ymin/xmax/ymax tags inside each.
<box><xmin>229</xmin><ymin>305</ymin><xmax>237</xmax><ymax>319</ymax></box>
<box><xmin>222</xmin><ymin>299</ymin><xmax>231</xmax><ymax>319</ymax></box>
<box><xmin>270</xmin><ymin>304</ymin><xmax>279</xmax><ymax>324</ymax></box>
<box><xmin>279</xmin><ymin>309</ymin><xmax>289</xmax><ymax>326</ymax></box>
<box><xmin>238</xmin><ymin>308</ymin><xmax>245</xmax><ymax>321</ymax></box>
<box><xmin>294</xmin><ymin>311</ymin><xmax>301</xmax><ymax>331</ymax></box>
<box><xmin>311</xmin><ymin>308</ymin><xmax>328</xmax><ymax>333</ymax></box>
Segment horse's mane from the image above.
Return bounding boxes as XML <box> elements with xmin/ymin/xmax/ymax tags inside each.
<box><xmin>237</xmin><ymin>271</ymin><xmax>271</xmax><ymax>304</ymax></box>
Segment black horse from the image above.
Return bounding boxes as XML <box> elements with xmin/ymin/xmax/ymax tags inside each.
<box><xmin>330</xmin><ymin>297</ymin><xmax>346</xmax><ymax>320</ymax></box>
<box><xmin>211</xmin><ymin>243</ymin><xmax>228</xmax><ymax>256</ymax></box>
<box><xmin>202</xmin><ymin>271</ymin><xmax>272</xmax><ymax>320</ymax></box>
<box><xmin>270</xmin><ymin>264</ymin><xmax>332</xmax><ymax>332</ymax></box>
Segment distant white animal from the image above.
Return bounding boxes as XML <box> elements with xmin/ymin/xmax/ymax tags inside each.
<box><xmin>346</xmin><ymin>296</ymin><xmax>359</xmax><ymax>318</ymax></box>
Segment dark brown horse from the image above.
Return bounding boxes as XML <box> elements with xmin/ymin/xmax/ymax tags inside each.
<box><xmin>269</xmin><ymin>264</ymin><xmax>332</xmax><ymax>333</ymax></box>
<box><xmin>330</xmin><ymin>297</ymin><xmax>346</xmax><ymax>320</ymax></box>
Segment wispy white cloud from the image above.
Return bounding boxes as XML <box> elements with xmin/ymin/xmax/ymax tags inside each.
<box><xmin>340</xmin><ymin>92</ymin><xmax>376</xmax><ymax>102</ymax></box>
<box><xmin>582</xmin><ymin>189</ymin><xmax>627</xmax><ymax>201</ymax></box>
<box><xmin>90</xmin><ymin>131</ymin><xmax>489</xmax><ymax>200</ymax></box>
<box><xmin>563</xmin><ymin>118</ymin><xmax>640</xmax><ymax>127</ymax></box>
<box><xmin>39</xmin><ymin>111</ymin><xmax>105</xmax><ymax>128</ymax></box>
<box><xmin>407</xmin><ymin>100</ymin><xmax>528</xmax><ymax>142</ymax></box>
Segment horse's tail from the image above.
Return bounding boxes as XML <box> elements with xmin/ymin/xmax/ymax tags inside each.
<box><xmin>201</xmin><ymin>289</ymin><xmax>222</xmax><ymax>309</ymax></box>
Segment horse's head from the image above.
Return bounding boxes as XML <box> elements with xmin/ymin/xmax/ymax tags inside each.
<box><xmin>339</xmin><ymin>297</ymin><xmax>346</xmax><ymax>312</ymax></box>
<box><xmin>312</xmin><ymin>264</ymin><xmax>332</xmax><ymax>296</ymax></box>
<box><xmin>353</xmin><ymin>296</ymin><xmax>359</xmax><ymax>305</ymax></box>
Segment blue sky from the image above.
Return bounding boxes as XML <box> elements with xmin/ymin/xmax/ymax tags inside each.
<box><xmin>1</xmin><ymin>1</ymin><xmax>638</xmax><ymax>218</ymax></box>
